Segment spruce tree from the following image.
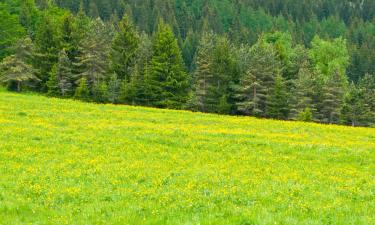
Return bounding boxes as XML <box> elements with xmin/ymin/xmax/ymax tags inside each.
<box><xmin>290</xmin><ymin>62</ymin><xmax>319</xmax><ymax>120</ymax></box>
<box><xmin>57</xmin><ymin>49</ymin><xmax>73</xmax><ymax>96</ymax></box>
<box><xmin>236</xmin><ymin>38</ymin><xmax>280</xmax><ymax>117</ymax></box>
<box><xmin>147</xmin><ymin>20</ymin><xmax>190</xmax><ymax>109</ymax></box>
<box><xmin>107</xmin><ymin>73</ymin><xmax>120</xmax><ymax>104</ymax></box>
<box><xmin>341</xmin><ymin>83</ymin><xmax>373</xmax><ymax>127</ymax></box>
<box><xmin>266</xmin><ymin>74</ymin><xmax>290</xmax><ymax>119</ymax></box>
<box><xmin>0</xmin><ymin>38</ymin><xmax>39</xmax><ymax>92</ymax></box>
<box><xmin>74</xmin><ymin>78</ymin><xmax>90</xmax><ymax>101</ymax></box>
<box><xmin>92</xmin><ymin>82</ymin><xmax>108</xmax><ymax>103</ymax></box>
<box><xmin>74</xmin><ymin>18</ymin><xmax>111</xmax><ymax>89</ymax></box>
<box><xmin>321</xmin><ymin>70</ymin><xmax>347</xmax><ymax>124</ymax></box>
<box><xmin>34</xmin><ymin>15</ymin><xmax>59</xmax><ymax>91</ymax></box>
<box><xmin>47</xmin><ymin>64</ymin><xmax>59</xmax><ymax>96</ymax></box>
<box><xmin>110</xmin><ymin>14</ymin><xmax>139</xmax><ymax>82</ymax></box>
<box><xmin>189</xmin><ymin>32</ymin><xmax>215</xmax><ymax>112</ymax></box>
<box><xmin>210</xmin><ymin>36</ymin><xmax>238</xmax><ymax>113</ymax></box>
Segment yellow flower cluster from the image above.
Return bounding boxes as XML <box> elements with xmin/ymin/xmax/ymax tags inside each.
<box><xmin>0</xmin><ymin>90</ymin><xmax>374</xmax><ymax>224</ymax></box>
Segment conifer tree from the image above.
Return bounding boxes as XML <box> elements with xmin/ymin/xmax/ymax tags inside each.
<box><xmin>75</xmin><ymin>18</ymin><xmax>111</xmax><ymax>89</ymax></box>
<box><xmin>34</xmin><ymin>15</ymin><xmax>59</xmax><ymax>90</ymax></box>
<box><xmin>0</xmin><ymin>2</ymin><xmax>26</xmax><ymax>59</ymax></box>
<box><xmin>92</xmin><ymin>82</ymin><xmax>108</xmax><ymax>103</ymax></box>
<box><xmin>321</xmin><ymin>70</ymin><xmax>347</xmax><ymax>124</ymax></box>
<box><xmin>210</xmin><ymin>36</ymin><xmax>238</xmax><ymax>113</ymax></box>
<box><xmin>60</xmin><ymin>15</ymin><xmax>76</xmax><ymax>60</ymax></box>
<box><xmin>341</xmin><ymin>83</ymin><xmax>373</xmax><ymax>127</ymax></box>
<box><xmin>107</xmin><ymin>73</ymin><xmax>120</xmax><ymax>104</ymax></box>
<box><xmin>74</xmin><ymin>77</ymin><xmax>90</xmax><ymax>101</ymax></box>
<box><xmin>0</xmin><ymin>38</ymin><xmax>39</xmax><ymax>92</ymax></box>
<box><xmin>147</xmin><ymin>20</ymin><xmax>190</xmax><ymax>109</ymax></box>
<box><xmin>58</xmin><ymin>49</ymin><xmax>73</xmax><ymax>96</ymax></box>
<box><xmin>236</xmin><ymin>38</ymin><xmax>280</xmax><ymax>117</ymax></box>
<box><xmin>110</xmin><ymin>14</ymin><xmax>139</xmax><ymax>82</ymax></box>
<box><xmin>290</xmin><ymin>62</ymin><xmax>319</xmax><ymax>120</ymax></box>
<box><xmin>189</xmin><ymin>32</ymin><xmax>215</xmax><ymax>112</ymax></box>
<box><xmin>47</xmin><ymin>64</ymin><xmax>59</xmax><ymax>95</ymax></box>
<box><xmin>266</xmin><ymin>74</ymin><xmax>290</xmax><ymax>119</ymax></box>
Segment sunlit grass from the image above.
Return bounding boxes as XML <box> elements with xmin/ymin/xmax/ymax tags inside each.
<box><xmin>0</xmin><ymin>90</ymin><xmax>374</xmax><ymax>225</ymax></box>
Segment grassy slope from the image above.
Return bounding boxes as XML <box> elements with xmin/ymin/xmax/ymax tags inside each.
<box><xmin>0</xmin><ymin>90</ymin><xmax>374</xmax><ymax>225</ymax></box>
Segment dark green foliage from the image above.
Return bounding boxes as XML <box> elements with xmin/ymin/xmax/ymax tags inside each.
<box><xmin>341</xmin><ymin>83</ymin><xmax>373</xmax><ymax>127</ymax></box>
<box><xmin>0</xmin><ymin>0</ymin><xmax>374</xmax><ymax>127</ymax></box>
<box><xmin>321</xmin><ymin>70</ymin><xmax>347</xmax><ymax>124</ymax></box>
<box><xmin>298</xmin><ymin>108</ymin><xmax>313</xmax><ymax>122</ymax></box>
<box><xmin>290</xmin><ymin>62</ymin><xmax>319</xmax><ymax>120</ymax></box>
<box><xmin>74</xmin><ymin>18</ymin><xmax>111</xmax><ymax>88</ymax></box>
<box><xmin>34</xmin><ymin>15</ymin><xmax>59</xmax><ymax>91</ymax></box>
<box><xmin>266</xmin><ymin>74</ymin><xmax>290</xmax><ymax>119</ymax></box>
<box><xmin>0</xmin><ymin>3</ymin><xmax>26</xmax><ymax>60</ymax></box>
<box><xmin>236</xmin><ymin>39</ymin><xmax>280</xmax><ymax>117</ymax></box>
<box><xmin>74</xmin><ymin>77</ymin><xmax>90</xmax><ymax>101</ymax></box>
<box><xmin>107</xmin><ymin>73</ymin><xmax>119</xmax><ymax>104</ymax></box>
<box><xmin>147</xmin><ymin>21</ymin><xmax>189</xmax><ymax>109</ymax></box>
<box><xmin>189</xmin><ymin>32</ymin><xmax>215</xmax><ymax>112</ymax></box>
<box><xmin>46</xmin><ymin>64</ymin><xmax>59</xmax><ymax>96</ymax></box>
<box><xmin>110</xmin><ymin>14</ymin><xmax>139</xmax><ymax>81</ymax></box>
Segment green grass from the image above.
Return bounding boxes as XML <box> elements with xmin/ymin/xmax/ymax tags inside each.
<box><xmin>0</xmin><ymin>90</ymin><xmax>374</xmax><ymax>225</ymax></box>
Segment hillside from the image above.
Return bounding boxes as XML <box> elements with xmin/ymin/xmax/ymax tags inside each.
<box><xmin>0</xmin><ymin>90</ymin><xmax>374</xmax><ymax>224</ymax></box>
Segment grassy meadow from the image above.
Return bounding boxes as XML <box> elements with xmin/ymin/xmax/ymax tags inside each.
<box><xmin>0</xmin><ymin>90</ymin><xmax>374</xmax><ymax>225</ymax></box>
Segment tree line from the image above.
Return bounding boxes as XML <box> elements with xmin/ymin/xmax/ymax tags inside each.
<box><xmin>0</xmin><ymin>0</ymin><xmax>374</xmax><ymax>127</ymax></box>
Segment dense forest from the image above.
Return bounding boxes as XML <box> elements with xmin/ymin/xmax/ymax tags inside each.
<box><xmin>1</xmin><ymin>0</ymin><xmax>375</xmax><ymax>127</ymax></box>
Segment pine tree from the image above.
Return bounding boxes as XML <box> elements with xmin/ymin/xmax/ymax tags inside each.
<box><xmin>60</xmin><ymin>14</ymin><xmax>75</xmax><ymax>60</ymax></box>
<box><xmin>47</xmin><ymin>64</ymin><xmax>59</xmax><ymax>96</ymax></box>
<box><xmin>110</xmin><ymin>14</ymin><xmax>139</xmax><ymax>82</ymax></box>
<box><xmin>321</xmin><ymin>70</ymin><xmax>347</xmax><ymax>124</ymax></box>
<box><xmin>290</xmin><ymin>62</ymin><xmax>319</xmax><ymax>120</ymax></box>
<box><xmin>236</xmin><ymin>67</ymin><xmax>267</xmax><ymax>116</ymax></box>
<box><xmin>210</xmin><ymin>36</ymin><xmax>238</xmax><ymax>113</ymax></box>
<box><xmin>189</xmin><ymin>32</ymin><xmax>215</xmax><ymax>112</ymax></box>
<box><xmin>34</xmin><ymin>15</ymin><xmax>59</xmax><ymax>91</ymax></box>
<box><xmin>236</xmin><ymin>38</ymin><xmax>280</xmax><ymax>117</ymax></box>
<box><xmin>19</xmin><ymin>0</ymin><xmax>39</xmax><ymax>39</ymax></box>
<box><xmin>74</xmin><ymin>77</ymin><xmax>90</xmax><ymax>101</ymax></box>
<box><xmin>57</xmin><ymin>49</ymin><xmax>73</xmax><ymax>96</ymax></box>
<box><xmin>0</xmin><ymin>38</ymin><xmax>39</xmax><ymax>92</ymax></box>
<box><xmin>74</xmin><ymin>18</ymin><xmax>111</xmax><ymax>89</ymax></box>
<box><xmin>147</xmin><ymin>20</ymin><xmax>190</xmax><ymax>109</ymax></box>
<box><xmin>341</xmin><ymin>83</ymin><xmax>373</xmax><ymax>127</ymax></box>
<box><xmin>92</xmin><ymin>82</ymin><xmax>108</xmax><ymax>103</ymax></box>
<box><xmin>266</xmin><ymin>74</ymin><xmax>290</xmax><ymax>119</ymax></box>
<box><xmin>107</xmin><ymin>73</ymin><xmax>120</xmax><ymax>104</ymax></box>
<box><xmin>0</xmin><ymin>3</ymin><xmax>26</xmax><ymax>59</ymax></box>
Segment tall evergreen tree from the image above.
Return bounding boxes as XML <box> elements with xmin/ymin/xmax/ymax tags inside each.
<box><xmin>0</xmin><ymin>3</ymin><xmax>26</xmax><ymax>60</ymax></box>
<box><xmin>74</xmin><ymin>18</ymin><xmax>111</xmax><ymax>89</ymax></box>
<box><xmin>147</xmin><ymin>20</ymin><xmax>190</xmax><ymax>109</ymax></box>
<box><xmin>321</xmin><ymin>70</ymin><xmax>347</xmax><ymax>124</ymax></box>
<box><xmin>189</xmin><ymin>32</ymin><xmax>215</xmax><ymax>112</ymax></box>
<box><xmin>74</xmin><ymin>77</ymin><xmax>90</xmax><ymax>101</ymax></box>
<box><xmin>110</xmin><ymin>14</ymin><xmax>139</xmax><ymax>81</ymax></box>
<box><xmin>341</xmin><ymin>82</ymin><xmax>373</xmax><ymax>127</ymax></box>
<box><xmin>0</xmin><ymin>38</ymin><xmax>39</xmax><ymax>92</ymax></box>
<box><xmin>266</xmin><ymin>74</ymin><xmax>290</xmax><ymax>119</ymax></box>
<box><xmin>290</xmin><ymin>62</ymin><xmax>319</xmax><ymax>120</ymax></box>
<box><xmin>236</xmin><ymin>37</ymin><xmax>280</xmax><ymax>117</ymax></box>
<box><xmin>34</xmin><ymin>15</ymin><xmax>59</xmax><ymax>91</ymax></box>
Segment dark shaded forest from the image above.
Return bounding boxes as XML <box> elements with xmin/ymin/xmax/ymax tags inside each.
<box><xmin>1</xmin><ymin>0</ymin><xmax>374</xmax><ymax>126</ymax></box>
